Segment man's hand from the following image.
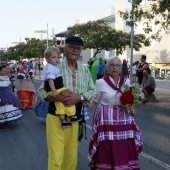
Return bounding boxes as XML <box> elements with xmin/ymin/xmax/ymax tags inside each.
<box><xmin>59</xmin><ymin>89</ymin><xmax>71</xmax><ymax>97</ymax></box>
<box><xmin>44</xmin><ymin>90</ymin><xmax>80</xmax><ymax>106</ymax></box>
<box><xmin>63</xmin><ymin>92</ymin><xmax>81</xmax><ymax>107</ymax></box>
<box><xmin>44</xmin><ymin>94</ymin><xmax>65</xmax><ymax>103</ymax></box>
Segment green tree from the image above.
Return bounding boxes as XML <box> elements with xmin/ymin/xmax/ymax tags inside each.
<box><xmin>6</xmin><ymin>37</ymin><xmax>57</xmax><ymax>61</ymax></box>
<box><xmin>123</xmin><ymin>0</ymin><xmax>170</xmax><ymax>41</ymax></box>
<box><xmin>0</xmin><ymin>49</ymin><xmax>7</xmax><ymax>62</ymax></box>
<box><xmin>67</xmin><ymin>20</ymin><xmax>150</xmax><ymax>58</ymax></box>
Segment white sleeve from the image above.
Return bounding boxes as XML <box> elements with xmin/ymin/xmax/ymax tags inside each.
<box><xmin>94</xmin><ymin>80</ymin><xmax>102</xmax><ymax>103</ymax></box>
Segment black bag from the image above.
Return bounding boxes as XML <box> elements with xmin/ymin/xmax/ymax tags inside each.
<box><xmin>75</xmin><ymin>102</ymin><xmax>87</xmax><ymax>142</ymax></box>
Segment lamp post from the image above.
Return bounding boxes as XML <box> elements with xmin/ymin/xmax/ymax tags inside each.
<box><xmin>34</xmin><ymin>23</ymin><xmax>49</xmax><ymax>49</ymax></box>
<box><xmin>129</xmin><ymin>0</ymin><xmax>135</xmax><ymax>84</ymax></box>
<box><xmin>34</xmin><ymin>24</ymin><xmax>49</xmax><ymax>75</ymax></box>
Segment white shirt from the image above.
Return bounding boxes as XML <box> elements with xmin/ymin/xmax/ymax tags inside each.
<box><xmin>0</xmin><ymin>76</ymin><xmax>11</xmax><ymax>87</ymax></box>
<box><xmin>94</xmin><ymin>77</ymin><xmax>130</xmax><ymax>106</ymax></box>
<box><xmin>40</xmin><ymin>63</ymin><xmax>62</xmax><ymax>81</ymax></box>
<box><xmin>132</xmin><ymin>65</ymin><xmax>137</xmax><ymax>74</ymax></box>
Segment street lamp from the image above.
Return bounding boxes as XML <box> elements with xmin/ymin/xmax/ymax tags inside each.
<box><xmin>34</xmin><ymin>23</ymin><xmax>49</xmax><ymax>49</ymax></box>
<box><xmin>34</xmin><ymin>24</ymin><xmax>49</xmax><ymax>75</ymax></box>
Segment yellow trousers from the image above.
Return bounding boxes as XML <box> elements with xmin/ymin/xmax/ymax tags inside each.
<box><xmin>46</xmin><ymin>114</ymin><xmax>79</xmax><ymax>170</ymax></box>
<box><xmin>48</xmin><ymin>87</ymin><xmax>75</xmax><ymax>116</ymax></box>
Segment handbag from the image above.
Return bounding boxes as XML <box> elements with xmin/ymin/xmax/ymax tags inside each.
<box><xmin>35</xmin><ymin>101</ymin><xmax>49</xmax><ymax>118</ymax></box>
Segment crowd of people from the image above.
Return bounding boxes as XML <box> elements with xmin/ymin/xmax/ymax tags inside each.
<box><xmin>0</xmin><ymin>36</ymin><xmax>145</xmax><ymax>170</ymax></box>
<box><xmin>0</xmin><ymin>60</ymin><xmax>36</xmax><ymax>129</ymax></box>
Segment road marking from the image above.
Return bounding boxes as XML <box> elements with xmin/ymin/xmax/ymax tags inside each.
<box><xmin>86</xmin><ymin>124</ymin><xmax>170</xmax><ymax>170</ymax></box>
<box><xmin>141</xmin><ymin>152</ymin><xmax>170</xmax><ymax>170</ymax></box>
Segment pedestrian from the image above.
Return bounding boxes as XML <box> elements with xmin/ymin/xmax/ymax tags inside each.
<box><xmin>40</xmin><ymin>62</ymin><xmax>44</xmax><ymax>70</ymax></box>
<box><xmin>136</xmin><ymin>55</ymin><xmax>150</xmax><ymax>85</ymax></box>
<box><xmin>17</xmin><ymin>61</ymin><xmax>36</xmax><ymax>109</ymax></box>
<box><xmin>88</xmin><ymin>56</ymin><xmax>143</xmax><ymax>170</ymax></box>
<box><xmin>132</xmin><ymin>62</ymin><xmax>137</xmax><ymax>83</ymax></box>
<box><xmin>29</xmin><ymin>60</ymin><xmax>33</xmax><ymax>69</ymax></box>
<box><xmin>96</xmin><ymin>58</ymin><xmax>105</xmax><ymax>79</ymax></box>
<box><xmin>5</xmin><ymin>64</ymin><xmax>15</xmax><ymax>92</ymax></box>
<box><xmin>0</xmin><ymin>65</ymin><xmax>22</xmax><ymax>129</ymax></box>
<box><xmin>120</xmin><ymin>59</ymin><xmax>129</xmax><ymax>77</ymax></box>
<box><xmin>45</xmin><ymin>36</ymin><xmax>95</xmax><ymax>170</ymax></box>
<box><xmin>17</xmin><ymin>61</ymin><xmax>22</xmax><ymax>73</ymax></box>
<box><xmin>102</xmin><ymin>60</ymin><xmax>108</xmax><ymax>76</ymax></box>
<box><xmin>127</xmin><ymin>60</ymin><xmax>130</xmax><ymax>77</ymax></box>
<box><xmin>41</xmin><ymin>46</ymin><xmax>82</xmax><ymax>127</ymax></box>
<box><xmin>135</xmin><ymin>61</ymin><xmax>139</xmax><ymax>82</ymax></box>
<box><xmin>141</xmin><ymin>69</ymin><xmax>156</xmax><ymax>103</ymax></box>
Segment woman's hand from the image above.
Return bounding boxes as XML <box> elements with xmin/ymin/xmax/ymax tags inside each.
<box><xmin>87</xmin><ymin>102</ymin><xmax>96</xmax><ymax>110</ymax></box>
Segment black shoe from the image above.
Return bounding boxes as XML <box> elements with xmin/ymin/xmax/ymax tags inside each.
<box><xmin>70</xmin><ymin>115</ymin><xmax>82</xmax><ymax>123</ymax></box>
<box><xmin>61</xmin><ymin>122</ymin><xmax>72</xmax><ymax>128</ymax></box>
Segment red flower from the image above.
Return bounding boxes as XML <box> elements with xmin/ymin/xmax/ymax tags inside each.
<box><xmin>120</xmin><ymin>89</ymin><xmax>134</xmax><ymax>105</ymax></box>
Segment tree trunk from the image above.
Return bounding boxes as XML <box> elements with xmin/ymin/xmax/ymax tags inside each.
<box><xmin>92</xmin><ymin>48</ymin><xmax>103</xmax><ymax>58</ymax></box>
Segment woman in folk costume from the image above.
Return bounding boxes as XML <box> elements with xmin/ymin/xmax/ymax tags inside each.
<box><xmin>88</xmin><ymin>56</ymin><xmax>143</xmax><ymax>170</ymax></box>
<box><xmin>17</xmin><ymin>61</ymin><xmax>36</xmax><ymax>109</ymax></box>
<box><xmin>0</xmin><ymin>66</ymin><xmax>22</xmax><ymax>129</ymax></box>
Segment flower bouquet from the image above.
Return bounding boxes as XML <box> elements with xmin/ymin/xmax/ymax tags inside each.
<box><xmin>120</xmin><ymin>83</ymin><xmax>141</xmax><ymax>116</ymax></box>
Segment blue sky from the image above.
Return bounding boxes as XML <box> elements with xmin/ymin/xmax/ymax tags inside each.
<box><xmin>0</xmin><ymin>0</ymin><xmax>131</xmax><ymax>48</ymax></box>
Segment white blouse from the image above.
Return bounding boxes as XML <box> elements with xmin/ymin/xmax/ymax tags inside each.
<box><xmin>0</xmin><ymin>76</ymin><xmax>11</xmax><ymax>87</ymax></box>
<box><xmin>40</xmin><ymin>63</ymin><xmax>62</xmax><ymax>81</ymax></box>
<box><xmin>94</xmin><ymin>77</ymin><xmax>130</xmax><ymax>106</ymax></box>
<box><xmin>18</xmin><ymin>69</ymin><xmax>33</xmax><ymax>80</ymax></box>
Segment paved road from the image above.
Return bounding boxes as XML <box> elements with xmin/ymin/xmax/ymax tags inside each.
<box><xmin>0</xmin><ymin>79</ymin><xmax>170</xmax><ymax>170</ymax></box>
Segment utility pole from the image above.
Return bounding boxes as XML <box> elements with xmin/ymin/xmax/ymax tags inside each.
<box><xmin>130</xmin><ymin>0</ymin><xmax>135</xmax><ymax>84</ymax></box>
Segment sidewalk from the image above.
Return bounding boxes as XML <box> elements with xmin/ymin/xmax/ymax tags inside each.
<box><xmin>147</xmin><ymin>79</ymin><xmax>170</xmax><ymax>110</ymax></box>
<box><xmin>33</xmin><ymin>74</ymin><xmax>170</xmax><ymax>110</ymax></box>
